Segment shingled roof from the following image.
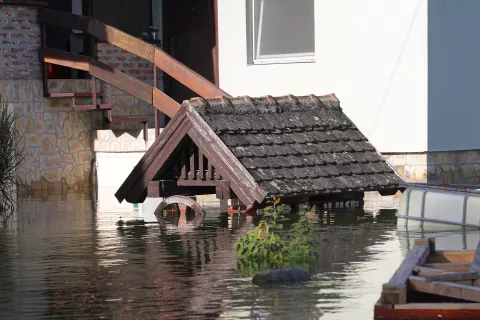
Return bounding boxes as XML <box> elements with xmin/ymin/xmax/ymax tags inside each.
<box><xmin>116</xmin><ymin>94</ymin><xmax>402</xmax><ymax>205</ymax></box>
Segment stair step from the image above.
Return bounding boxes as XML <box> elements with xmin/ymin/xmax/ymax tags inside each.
<box><xmin>74</xmin><ymin>104</ymin><xmax>112</xmax><ymax>111</ymax></box>
<box><xmin>110</xmin><ymin>116</ymin><xmax>149</xmax><ymax>123</ymax></box>
<box><xmin>108</xmin><ymin>116</ymin><xmax>150</xmax><ymax>141</ymax></box>
<box><xmin>49</xmin><ymin>92</ymin><xmax>104</xmax><ymax>98</ymax></box>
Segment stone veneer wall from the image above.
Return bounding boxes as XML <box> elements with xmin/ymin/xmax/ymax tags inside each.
<box><xmin>384</xmin><ymin>150</ymin><xmax>480</xmax><ymax>185</ymax></box>
<box><xmin>2</xmin><ymin>79</ymin><xmax>102</xmax><ymax>194</ymax></box>
<box><xmin>97</xmin><ymin>43</ymin><xmax>159</xmax><ymax>130</ymax></box>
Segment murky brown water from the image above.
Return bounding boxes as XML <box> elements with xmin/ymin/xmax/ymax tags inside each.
<box><xmin>1</xmin><ymin>192</ymin><xmax>472</xmax><ymax>320</ymax></box>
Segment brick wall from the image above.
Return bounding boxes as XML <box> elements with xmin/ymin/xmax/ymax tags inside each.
<box><xmin>97</xmin><ymin>43</ymin><xmax>155</xmax><ymax>84</ymax></box>
<box><xmin>0</xmin><ymin>5</ymin><xmax>41</xmax><ymax>80</ymax></box>
<box><xmin>97</xmin><ymin>43</ymin><xmax>158</xmax><ymax>129</ymax></box>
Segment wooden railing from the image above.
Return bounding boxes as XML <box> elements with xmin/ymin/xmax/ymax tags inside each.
<box><xmin>37</xmin><ymin>8</ymin><xmax>230</xmax><ymax>122</ymax></box>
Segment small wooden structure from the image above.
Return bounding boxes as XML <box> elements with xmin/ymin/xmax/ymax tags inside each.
<box><xmin>375</xmin><ymin>238</ymin><xmax>480</xmax><ymax>319</ymax></box>
<box><xmin>115</xmin><ymin>94</ymin><xmax>401</xmax><ymax>212</ymax></box>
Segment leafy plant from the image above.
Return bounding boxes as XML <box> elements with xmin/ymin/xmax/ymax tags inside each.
<box><xmin>234</xmin><ymin>197</ymin><xmax>318</xmax><ymax>272</ymax></box>
<box><xmin>0</xmin><ymin>96</ymin><xmax>24</xmax><ymax>224</ymax></box>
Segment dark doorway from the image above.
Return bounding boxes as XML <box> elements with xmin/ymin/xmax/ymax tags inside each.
<box><xmin>162</xmin><ymin>0</ymin><xmax>219</xmax><ymax>105</ymax></box>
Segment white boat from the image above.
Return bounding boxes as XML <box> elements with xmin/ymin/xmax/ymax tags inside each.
<box><xmin>396</xmin><ymin>184</ymin><xmax>480</xmax><ymax>231</ymax></box>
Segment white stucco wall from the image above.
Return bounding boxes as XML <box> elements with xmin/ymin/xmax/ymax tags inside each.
<box><xmin>428</xmin><ymin>0</ymin><xmax>480</xmax><ymax>152</ymax></box>
<box><xmin>217</xmin><ymin>0</ymin><xmax>428</xmax><ymax>153</ymax></box>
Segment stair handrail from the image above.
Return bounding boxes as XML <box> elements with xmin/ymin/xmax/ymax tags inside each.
<box><xmin>37</xmin><ymin>8</ymin><xmax>231</xmax><ymax>99</ymax></box>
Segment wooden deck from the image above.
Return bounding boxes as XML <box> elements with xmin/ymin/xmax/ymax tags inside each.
<box><xmin>375</xmin><ymin>239</ymin><xmax>480</xmax><ymax>319</ymax></box>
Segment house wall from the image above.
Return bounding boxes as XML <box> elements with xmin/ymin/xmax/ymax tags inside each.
<box><xmin>428</xmin><ymin>0</ymin><xmax>480</xmax><ymax>152</ymax></box>
<box><xmin>217</xmin><ymin>0</ymin><xmax>428</xmax><ymax>154</ymax></box>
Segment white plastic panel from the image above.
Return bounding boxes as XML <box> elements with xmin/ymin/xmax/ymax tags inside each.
<box><xmin>407</xmin><ymin>189</ymin><xmax>424</xmax><ymax>218</ymax></box>
<box><xmin>465</xmin><ymin>196</ymin><xmax>480</xmax><ymax>226</ymax></box>
<box><xmin>397</xmin><ymin>190</ymin><xmax>408</xmax><ymax>215</ymax></box>
<box><xmin>423</xmin><ymin>191</ymin><xmax>464</xmax><ymax>223</ymax></box>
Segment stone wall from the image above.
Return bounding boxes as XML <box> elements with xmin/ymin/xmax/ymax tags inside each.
<box><xmin>384</xmin><ymin>151</ymin><xmax>480</xmax><ymax>185</ymax></box>
<box><xmin>3</xmin><ymin>79</ymin><xmax>102</xmax><ymax>194</ymax></box>
<box><xmin>0</xmin><ymin>5</ymin><xmax>41</xmax><ymax>80</ymax></box>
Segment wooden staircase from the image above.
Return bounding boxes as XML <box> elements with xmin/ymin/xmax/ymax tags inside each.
<box><xmin>38</xmin><ymin>8</ymin><xmax>230</xmax><ymax>141</ymax></box>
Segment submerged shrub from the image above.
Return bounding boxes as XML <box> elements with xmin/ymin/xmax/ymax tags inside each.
<box><xmin>234</xmin><ymin>197</ymin><xmax>318</xmax><ymax>275</ymax></box>
<box><xmin>0</xmin><ymin>96</ymin><xmax>24</xmax><ymax>223</ymax></box>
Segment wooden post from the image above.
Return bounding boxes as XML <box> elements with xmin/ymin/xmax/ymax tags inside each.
<box><xmin>153</xmin><ymin>63</ymin><xmax>159</xmax><ymax>138</ymax></box>
<box><xmin>40</xmin><ymin>23</ymin><xmax>49</xmax><ymax>97</ymax></box>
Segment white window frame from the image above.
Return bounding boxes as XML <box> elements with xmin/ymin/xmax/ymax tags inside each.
<box><xmin>248</xmin><ymin>0</ymin><xmax>315</xmax><ymax>65</ymax></box>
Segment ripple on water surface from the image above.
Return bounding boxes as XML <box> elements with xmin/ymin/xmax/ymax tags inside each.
<box><xmin>0</xmin><ymin>192</ymin><xmax>410</xmax><ymax>319</ymax></box>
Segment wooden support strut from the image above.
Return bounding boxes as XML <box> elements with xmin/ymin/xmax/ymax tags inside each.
<box><xmin>380</xmin><ymin>238</ymin><xmax>435</xmax><ymax>306</ymax></box>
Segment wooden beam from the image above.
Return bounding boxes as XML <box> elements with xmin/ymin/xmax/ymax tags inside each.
<box><xmin>380</xmin><ymin>239</ymin><xmax>434</xmax><ymax>305</ymax></box>
<box><xmin>147</xmin><ymin>180</ymin><xmax>215</xmax><ymax>198</ymax></box>
<box><xmin>408</xmin><ymin>275</ymin><xmax>480</xmax><ymax>303</ymax></box>
<box><xmin>154</xmin><ymin>47</ymin><xmax>230</xmax><ymax>99</ymax></box>
<box><xmin>153</xmin><ymin>88</ymin><xmax>180</xmax><ymax>118</ymax></box>
<box><xmin>215</xmin><ymin>181</ymin><xmax>230</xmax><ymax>200</ymax></box>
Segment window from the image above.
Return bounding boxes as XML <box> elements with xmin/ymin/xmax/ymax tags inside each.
<box><xmin>248</xmin><ymin>0</ymin><xmax>315</xmax><ymax>64</ymax></box>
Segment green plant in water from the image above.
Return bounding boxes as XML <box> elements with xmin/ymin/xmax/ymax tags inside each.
<box><xmin>234</xmin><ymin>197</ymin><xmax>318</xmax><ymax>274</ymax></box>
<box><xmin>0</xmin><ymin>95</ymin><xmax>24</xmax><ymax>225</ymax></box>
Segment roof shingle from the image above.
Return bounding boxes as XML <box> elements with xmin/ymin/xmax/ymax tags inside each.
<box><xmin>189</xmin><ymin>94</ymin><xmax>402</xmax><ymax>198</ymax></box>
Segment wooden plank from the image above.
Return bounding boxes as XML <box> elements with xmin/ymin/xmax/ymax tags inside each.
<box><xmin>154</xmin><ymin>47</ymin><xmax>230</xmax><ymax>99</ymax></box>
<box><xmin>88</xmin><ymin>20</ymin><xmax>154</xmax><ymax>61</ymax></box>
<box><xmin>38</xmin><ymin>9</ymin><xmax>89</xmax><ymax>31</ymax></box>
<box><xmin>375</xmin><ymin>305</ymin><xmax>480</xmax><ymax>320</ymax></box>
<box><xmin>40</xmin><ymin>47</ymin><xmax>90</xmax><ymax>71</ymax></box>
<box><xmin>380</xmin><ymin>239</ymin><xmax>433</xmax><ymax>305</ymax></box>
<box><xmin>425</xmin><ymin>272</ymin><xmax>480</xmax><ymax>283</ymax></box>
<box><xmin>423</xmin><ymin>263</ymin><xmax>471</xmax><ymax>273</ymax></box>
<box><xmin>147</xmin><ymin>180</ymin><xmax>214</xmax><ymax>198</ymax></box>
<box><xmin>408</xmin><ymin>275</ymin><xmax>480</xmax><ymax>302</ymax></box>
<box><xmin>90</xmin><ymin>60</ymin><xmax>152</xmax><ymax>104</ymax></box>
<box><xmin>153</xmin><ymin>88</ymin><xmax>180</xmax><ymax>118</ymax></box>
<box><xmin>427</xmin><ymin>250</ymin><xmax>475</xmax><ymax>264</ymax></box>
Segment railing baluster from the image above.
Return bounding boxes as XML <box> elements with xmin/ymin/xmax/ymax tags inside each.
<box><xmin>198</xmin><ymin>150</ymin><xmax>204</xmax><ymax>180</ymax></box>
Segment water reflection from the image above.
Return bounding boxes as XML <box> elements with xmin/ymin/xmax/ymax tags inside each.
<box><xmin>0</xmin><ymin>191</ymin><xmax>447</xmax><ymax>320</ymax></box>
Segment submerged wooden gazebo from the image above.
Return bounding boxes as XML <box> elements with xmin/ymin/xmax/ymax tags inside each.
<box><xmin>115</xmin><ymin>94</ymin><xmax>401</xmax><ymax>213</ymax></box>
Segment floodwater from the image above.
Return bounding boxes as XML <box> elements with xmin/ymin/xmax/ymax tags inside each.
<box><xmin>0</xmin><ymin>192</ymin><xmax>478</xmax><ymax>320</ymax></box>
